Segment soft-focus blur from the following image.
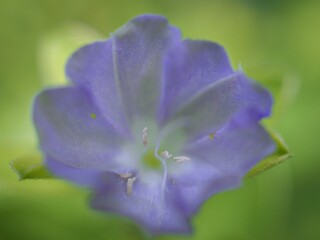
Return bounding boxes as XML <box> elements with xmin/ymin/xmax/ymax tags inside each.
<box><xmin>0</xmin><ymin>0</ymin><xmax>319</xmax><ymax>239</ymax></box>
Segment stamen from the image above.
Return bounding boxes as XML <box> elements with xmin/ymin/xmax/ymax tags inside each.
<box><xmin>120</xmin><ymin>173</ymin><xmax>133</xmax><ymax>179</ymax></box>
<box><xmin>173</xmin><ymin>156</ymin><xmax>191</xmax><ymax>163</ymax></box>
<box><xmin>126</xmin><ymin>177</ymin><xmax>136</xmax><ymax>197</ymax></box>
<box><xmin>142</xmin><ymin>127</ymin><xmax>148</xmax><ymax>147</ymax></box>
<box><xmin>153</xmin><ymin>119</ymin><xmax>188</xmax><ymax>198</ymax></box>
<box><xmin>161</xmin><ymin>150</ymin><xmax>172</xmax><ymax>160</ymax></box>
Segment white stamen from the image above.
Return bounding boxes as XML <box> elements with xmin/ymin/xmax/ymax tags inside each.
<box><xmin>120</xmin><ymin>173</ymin><xmax>133</xmax><ymax>179</ymax></box>
<box><xmin>126</xmin><ymin>177</ymin><xmax>136</xmax><ymax>197</ymax></box>
<box><xmin>142</xmin><ymin>127</ymin><xmax>148</xmax><ymax>147</ymax></box>
<box><xmin>173</xmin><ymin>156</ymin><xmax>191</xmax><ymax>163</ymax></box>
<box><xmin>161</xmin><ymin>150</ymin><xmax>172</xmax><ymax>159</ymax></box>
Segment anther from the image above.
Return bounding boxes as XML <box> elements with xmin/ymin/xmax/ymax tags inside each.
<box><xmin>142</xmin><ymin>127</ymin><xmax>148</xmax><ymax>147</ymax></box>
<box><xmin>173</xmin><ymin>156</ymin><xmax>191</xmax><ymax>163</ymax></box>
<box><xmin>161</xmin><ymin>150</ymin><xmax>172</xmax><ymax>159</ymax></box>
<box><xmin>120</xmin><ymin>173</ymin><xmax>133</xmax><ymax>179</ymax></box>
<box><xmin>126</xmin><ymin>177</ymin><xmax>136</xmax><ymax>197</ymax></box>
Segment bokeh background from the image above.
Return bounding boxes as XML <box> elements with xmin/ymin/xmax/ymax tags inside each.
<box><xmin>0</xmin><ymin>0</ymin><xmax>319</xmax><ymax>239</ymax></box>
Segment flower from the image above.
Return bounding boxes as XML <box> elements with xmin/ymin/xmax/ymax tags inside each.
<box><xmin>33</xmin><ymin>14</ymin><xmax>276</xmax><ymax>235</ymax></box>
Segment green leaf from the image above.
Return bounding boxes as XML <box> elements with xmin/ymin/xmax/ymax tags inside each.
<box><xmin>10</xmin><ymin>152</ymin><xmax>53</xmax><ymax>180</ymax></box>
<box><xmin>245</xmin><ymin>131</ymin><xmax>292</xmax><ymax>179</ymax></box>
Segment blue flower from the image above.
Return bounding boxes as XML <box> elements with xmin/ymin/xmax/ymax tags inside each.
<box><xmin>33</xmin><ymin>14</ymin><xmax>276</xmax><ymax>234</ymax></box>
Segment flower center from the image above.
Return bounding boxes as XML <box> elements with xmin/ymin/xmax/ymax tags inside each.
<box><xmin>121</xmin><ymin>123</ymin><xmax>192</xmax><ymax>197</ymax></box>
<box><xmin>141</xmin><ymin>150</ymin><xmax>162</xmax><ymax>169</ymax></box>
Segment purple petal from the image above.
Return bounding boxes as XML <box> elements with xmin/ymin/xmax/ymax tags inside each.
<box><xmin>66</xmin><ymin>40</ymin><xmax>130</xmax><ymax>135</ymax></box>
<box><xmin>33</xmin><ymin>86</ymin><xmax>125</xmax><ymax>170</ymax></box>
<box><xmin>66</xmin><ymin>15</ymin><xmax>181</xmax><ymax>132</ymax></box>
<box><xmin>184</xmin><ymin>121</ymin><xmax>276</xmax><ymax>175</ymax></box>
<box><xmin>112</xmin><ymin>15</ymin><xmax>181</xmax><ymax>119</ymax></box>
<box><xmin>168</xmin><ymin>160</ymin><xmax>241</xmax><ymax>216</ymax></box>
<box><xmin>182</xmin><ymin>72</ymin><xmax>272</xmax><ymax>138</ymax></box>
<box><xmin>46</xmin><ymin>155</ymin><xmax>104</xmax><ymax>187</ymax></box>
<box><xmin>159</xmin><ymin>40</ymin><xmax>233</xmax><ymax>123</ymax></box>
<box><xmin>158</xmin><ymin>40</ymin><xmax>272</xmax><ymax>138</ymax></box>
<box><xmin>91</xmin><ymin>172</ymin><xmax>192</xmax><ymax>235</ymax></box>
<box><xmin>168</xmin><ymin>120</ymin><xmax>275</xmax><ymax>216</ymax></box>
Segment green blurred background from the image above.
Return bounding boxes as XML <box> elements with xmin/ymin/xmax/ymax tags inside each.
<box><xmin>0</xmin><ymin>0</ymin><xmax>319</xmax><ymax>239</ymax></box>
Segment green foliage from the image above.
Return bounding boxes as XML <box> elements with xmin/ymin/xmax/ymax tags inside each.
<box><xmin>10</xmin><ymin>152</ymin><xmax>53</xmax><ymax>180</ymax></box>
<box><xmin>1</xmin><ymin>0</ymin><xmax>320</xmax><ymax>239</ymax></box>
<box><xmin>38</xmin><ymin>23</ymin><xmax>103</xmax><ymax>86</ymax></box>
<box><xmin>246</xmin><ymin>131</ymin><xmax>292</xmax><ymax>178</ymax></box>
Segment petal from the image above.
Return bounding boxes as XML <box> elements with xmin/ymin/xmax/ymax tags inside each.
<box><xmin>112</xmin><ymin>15</ymin><xmax>181</xmax><ymax>119</ymax></box>
<box><xmin>185</xmin><ymin>119</ymin><xmax>276</xmax><ymax>177</ymax></box>
<box><xmin>168</xmin><ymin>160</ymin><xmax>241</xmax><ymax>216</ymax></box>
<box><xmin>91</xmin><ymin>172</ymin><xmax>192</xmax><ymax>235</ymax></box>
<box><xmin>46</xmin><ymin>155</ymin><xmax>104</xmax><ymax>187</ymax></box>
<box><xmin>66</xmin><ymin>40</ymin><xmax>130</xmax><ymax>134</ymax></box>
<box><xmin>169</xmin><ymin>120</ymin><xmax>275</xmax><ymax>216</ymax></box>
<box><xmin>159</xmin><ymin>40</ymin><xmax>233</xmax><ymax>124</ymax></box>
<box><xmin>66</xmin><ymin>15</ymin><xmax>181</xmax><ymax>132</ymax></box>
<box><xmin>173</xmin><ymin>73</ymin><xmax>271</xmax><ymax>138</ymax></box>
<box><xmin>180</xmin><ymin>72</ymin><xmax>272</xmax><ymax>138</ymax></box>
<box><xmin>158</xmin><ymin>40</ymin><xmax>272</xmax><ymax>138</ymax></box>
<box><xmin>33</xmin><ymin>86</ymin><xmax>125</xmax><ymax>170</ymax></box>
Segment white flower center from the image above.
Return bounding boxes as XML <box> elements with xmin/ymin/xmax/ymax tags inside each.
<box><xmin>116</xmin><ymin>120</ymin><xmax>191</xmax><ymax>197</ymax></box>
